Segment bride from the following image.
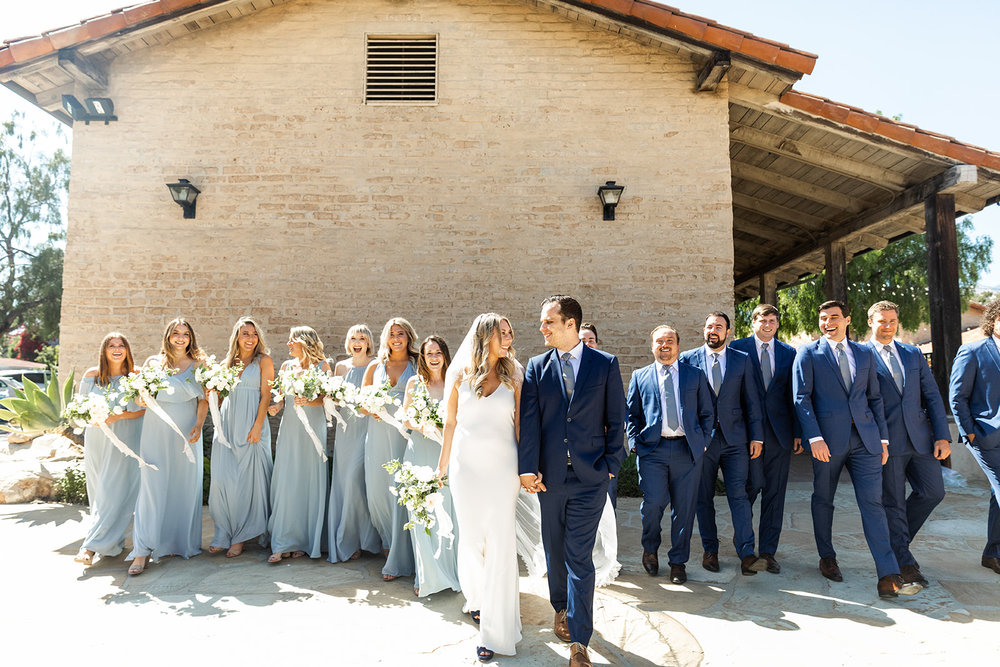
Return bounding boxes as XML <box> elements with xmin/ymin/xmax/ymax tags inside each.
<box><xmin>438</xmin><ymin>314</ymin><xmax>619</xmax><ymax>664</ymax></box>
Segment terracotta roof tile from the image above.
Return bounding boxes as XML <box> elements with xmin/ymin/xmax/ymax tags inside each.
<box><xmin>702</xmin><ymin>25</ymin><xmax>745</xmax><ymax>52</ymax></box>
<box><xmin>46</xmin><ymin>24</ymin><xmax>91</xmax><ymax>50</ymax></box>
<box><xmin>0</xmin><ymin>49</ymin><xmax>12</xmax><ymax>69</ymax></box>
<box><xmin>7</xmin><ymin>36</ymin><xmax>52</xmax><ymax>63</ymax></box>
<box><xmin>84</xmin><ymin>12</ymin><xmax>128</xmax><ymax>39</ymax></box>
<box><xmin>122</xmin><ymin>3</ymin><xmax>166</xmax><ymax>24</ymax></box>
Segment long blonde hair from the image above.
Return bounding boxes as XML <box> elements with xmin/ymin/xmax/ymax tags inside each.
<box><xmin>160</xmin><ymin>317</ymin><xmax>206</xmax><ymax>367</ymax></box>
<box><xmin>224</xmin><ymin>317</ymin><xmax>269</xmax><ymax>368</ymax></box>
<box><xmin>465</xmin><ymin>313</ymin><xmax>517</xmax><ymax>398</ymax></box>
<box><xmin>289</xmin><ymin>326</ymin><xmax>326</xmax><ymax>368</ymax></box>
<box><xmin>376</xmin><ymin>317</ymin><xmax>419</xmax><ymax>365</ymax></box>
<box><xmin>96</xmin><ymin>332</ymin><xmax>135</xmax><ymax>386</ymax></box>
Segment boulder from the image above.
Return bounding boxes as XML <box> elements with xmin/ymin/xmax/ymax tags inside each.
<box><xmin>0</xmin><ymin>459</ymin><xmax>55</xmax><ymax>503</ymax></box>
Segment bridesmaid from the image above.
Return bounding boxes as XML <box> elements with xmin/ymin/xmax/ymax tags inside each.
<box><xmin>402</xmin><ymin>335</ymin><xmax>461</xmax><ymax>597</ymax></box>
<box><xmin>207</xmin><ymin>317</ymin><xmax>275</xmax><ymax>558</ymax></box>
<box><xmin>127</xmin><ymin>318</ymin><xmax>209</xmax><ymax>575</ymax></box>
<box><xmin>267</xmin><ymin>326</ymin><xmax>329</xmax><ymax>562</ymax></box>
<box><xmin>327</xmin><ymin>324</ymin><xmax>381</xmax><ymax>563</ymax></box>
<box><xmin>363</xmin><ymin>317</ymin><xmax>419</xmax><ymax>581</ymax></box>
<box><xmin>74</xmin><ymin>332</ymin><xmax>145</xmax><ymax>565</ymax></box>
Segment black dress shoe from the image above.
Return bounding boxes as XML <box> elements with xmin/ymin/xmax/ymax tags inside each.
<box><xmin>819</xmin><ymin>557</ymin><xmax>843</xmax><ymax>582</ymax></box>
<box><xmin>877</xmin><ymin>574</ymin><xmax>901</xmax><ymax>598</ymax></box>
<box><xmin>900</xmin><ymin>564</ymin><xmax>929</xmax><ymax>587</ymax></box>
<box><xmin>740</xmin><ymin>555</ymin><xmax>759</xmax><ymax>576</ymax></box>
<box><xmin>642</xmin><ymin>550</ymin><xmax>659</xmax><ymax>576</ymax></box>
<box><xmin>757</xmin><ymin>553</ymin><xmax>780</xmax><ymax>574</ymax></box>
<box><xmin>702</xmin><ymin>551</ymin><xmax>720</xmax><ymax>572</ymax></box>
<box><xmin>982</xmin><ymin>556</ymin><xmax>1000</xmax><ymax>574</ymax></box>
<box><xmin>669</xmin><ymin>563</ymin><xmax>687</xmax><ymax>584</ymax></box>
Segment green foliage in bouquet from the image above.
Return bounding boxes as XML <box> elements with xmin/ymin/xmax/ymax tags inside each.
<box><xmin>0</xmin><ymin>372</ymin><xmax>74</xmax><ymax>437</ymax></box>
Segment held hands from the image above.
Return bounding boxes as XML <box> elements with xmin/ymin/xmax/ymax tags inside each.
<box><xmin>811</xmin><ymin>439</ymin><xmax>831</xmax><ymax>463</ymax></box>
<box><xmin>293</xmin><ymin>396</ymin><xmax>309</xmax><ymax>407</ymax></box>
<box><xmin>519</xmin><ymin>472</ymin><xmax>546</xmax><ymax>494</ymax></box>
<box><xmin>792</xmin><ymin>438</ymin><xmax>803</xmax><ymax>455</ymax></box>
<box><xmin>267</xmin><ymin>401</ymin><xmax>282</xmax><ymax>416</ymax></box>
<box><xmin>933</xmin><ymin>439</ymin><xmax>951</xmax><ymax>460</ymax></box>
<box><xmin>749</xmin><ymin>440</ymin><xmax>763</xmax><ymax>459</ymax></box>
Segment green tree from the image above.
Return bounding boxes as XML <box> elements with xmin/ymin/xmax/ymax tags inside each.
<box><xmin>735</xmin><ymin>217</ymin><xmax>993</xmax><ymax>338</ymax></box>
<box><xmin>0</xmin><ymin>111</ymin><xmax>69</xmax><ymax>344</ymax></box>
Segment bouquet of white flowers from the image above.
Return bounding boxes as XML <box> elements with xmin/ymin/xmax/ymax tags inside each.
<box><xmin>383</xmin><ymin>459</ymin><xmax>453</xmax><ymax>552</ymax></box>
<box><xmin>196</xmin><ymin>356</ymin><xmax>245</xmax><ymax>450</ymax></box>
<box><xmin>270</xmin><ymin>364</ymin><xmax>328</xmax><ymax>461</ymax></box>
<box><xmin>118</xmin><ymin>360</ymin><xmax>195</xmax><ymax>463</ymax></box>
<box><xmin>356</xmin><ymin>381</ymin><xmax>407</xmax><ymax>436</ymax></box>
<box><xmin>396</xmin><ymin>380</ymin><xmax>443</xmax><ymax>443</ymax></box>
<box><xmin>63</xmin><ymin>391</ymin><xmax>156</xmax><ymax>469</ymax></box>
<box><xmin>318</xmin><ymin>373</ymin><xmax>358</xmax><ymax>431</ymax></box>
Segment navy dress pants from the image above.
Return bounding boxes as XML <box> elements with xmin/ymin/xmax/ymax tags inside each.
<box><xmin>697</xmin><ymin>432</ymin><xmax>755</xmax><ymax>558</ymax></box>
<box><xmin>747</xmin><ymin>425</ymin><xmax>793</xmax><ymax>556</ymax></box>
<box><xmin>881</xmin><ymin>437</ymin><xmax>945</xmax><ymax>567</ymax></box>
<box><xmin>637</xmin><ymin>437</ymin><xmax>701</xmax><ymax>564</ymax></box>
<box><xmin>966</xmin><ymin>439</ymin><xmax>1000</xmax><ymax>559</ymax></box>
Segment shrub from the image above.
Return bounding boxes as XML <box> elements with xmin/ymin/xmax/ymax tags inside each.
<box><xmin>618</xmin><ymin>451</ymin><xmax>640</xmax><ymax>497</ymax></box>
<box><xmin>55</xmin><ymin>464</ymin><xmax>88</xmax><ymax>505</ymax></box>
<box><xmin>35</xmin><ymin>344</ymin><xmax>59</xmax><ymax>372</ymax></box>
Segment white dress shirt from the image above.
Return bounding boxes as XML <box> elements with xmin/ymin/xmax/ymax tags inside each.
<box><xmin>821</xmin><ymin>336</ymin><xmax>855</xmax><ymax>380</ymax></box>
<box><xmin>869</xmin><ymin>337</ymin><xmax>905</xmax><ymax>387</ymax></box>
<box><xmin>753</xmin><ymin>334</ymin><xmax>776</xmax><ymax>377</ymax></box>
<box><xmin>658</xmin><ymin>361</ymin><xmax>685</xmax><ymax>437</ymax></box>
<box><xmin>702</xmin><ymin>343</ymin><xmax>727</xmax><ymax>382</ymax></box>
<box><xmin>560</xmin><ymin>341</ymin><xmax>584</xmax><ymax>381</ymax></box>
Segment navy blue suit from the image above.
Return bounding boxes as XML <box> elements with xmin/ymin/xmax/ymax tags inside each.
<box><xmin>680</xmin><ymin>345</ymin><xmax>764</xmax><ymax>559</ymax></box>
<box><xmin>867</xmin><ymin>339</ymin><xmax>949</xmax><ymax>568</ymax></box>
<box><xmin>949</xmin><ymin>336</ymin><xmax>1000</xmax><ymax>559</ymax></box>
<box><xmin>793</xmin><ymin>337</ymin><xmax>898</xmax><ymax>578</ymax></box>
<box><xmin>626</xmin><ymin>361</ymin><xmax>714</xmax><ymax>564</ymax></box>
<box><xmin>730</xmin><ymin>335</ymin><xmax>798</xmax><ymax>556</ymax></box>
<box><xmin>519</xmin><ymin>345</ymin><xmax>626</xmax><ymax>646</ymax></box>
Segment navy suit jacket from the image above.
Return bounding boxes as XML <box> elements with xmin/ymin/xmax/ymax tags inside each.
<box><xmin>518</xmin><ymin>345</ymin><xmax>627</xmax><ymax>489</ymax></box>
<box><xmin>730</xmin><ymin>335</ymin><xmax>798</xmax><ymax>449</ymax></box>
<box><xmin>950</xmin><ymin>336</ymin><xmax>1000</xmax><ymax>450</ymax></box>
<box><xmin>866</xmin><ymin>339</ymin><xmax>950</xmax><ymax>455</ymax></box>
<box><xmin>625</xmin><ymin>360</ymin><xmax>715</xmax><ymax>459</ymax></box>
<box><xmin>792</xmin><ymin>337</ymin><xmax>888</xmax><ymax>455</ymax></box>
<box><xmin>679</xmin><ymin>345</ymin><xmax>764</xmax><ymax>446</ymax></box>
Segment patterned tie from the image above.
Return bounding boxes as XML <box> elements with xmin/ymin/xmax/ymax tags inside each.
<box><xmin>836</xmin><ymin>342</ymin><xmax>852</xmax><ymax>390</ymax></box>
<box><xmin>561</xmin><ymin>352</ymin><xmax>575</xmax><ymax>399</ymax></box>
<box><xmin>662</xmin><ymin>366</ymin><xmax>680</xmax><ymax>430</ymax></box>
<box><xmin>884</xmin><ymin>344</ymin><xmax>904</xmax><ymax>393</ymax></box>
<box><xmin>760</xmin><ymin>343</ymin><xmax>772</xmax><ymax>390</ymax></box>
<box><xmin>711</xmin><ymin>352</ymin><xmax>723</xmax><ymax>394</ymax></box>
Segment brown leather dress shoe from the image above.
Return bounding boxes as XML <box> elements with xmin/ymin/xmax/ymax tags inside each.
<box><xmin>702</xmin><ymin>551</ymin><xmax>720</xmax><ymax>572</ymax></box>
<box><xmin>756</xmin><ymin>553</ymin><xmax>780</xmax><ymax>574</ymax></box>
<box><xmin>554</xmin><ymin>609</ymin><xmax>571</xmax><ymax>643</ymax></box>
<box><xmin>669</xmin><ymin>563</ymin><xmax>687</xmax><ymax>584</ymax></box>
<box><xmin>900</xmin><ymin>564</ymin><xmax>929</xmax><ymax>587</ymax></box>
<box><xmin>740</xmin><ymin>555</ymin><xmax>759</xmax><ymax>575</ymax></box>
<box><xmin>569</xmin><ymin>642</ymin><xmax>592</xmax><ymax>667</ymax></box>
<box><xmin>819</xmin><ymin>557</ymin><xmax>843</xmax><ymax>582</ymax></box>
<box><xmin>877</xmin><ymin>574</ymin><xmax>901</xmax><ymax>598</ymax></box>
<box><xmin>642</xmin><ymin>550</ymin><xmax>659</xmax><ymax>576</ymax></box>
<box><xmin>982</xmin><ymin>556</ymin><xmax>1000</xmax><ymax>574</ymax></box>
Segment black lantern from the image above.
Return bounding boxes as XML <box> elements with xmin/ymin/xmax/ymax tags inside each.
<box><xmin>597</xmin><ymin>181</ymin><xmax>625</xmax><ymax>221</ymax></box>
<box><xmin>166</xmin><ymin>179</ymin><xmax>201</xmax><ymax>219</ymax></box>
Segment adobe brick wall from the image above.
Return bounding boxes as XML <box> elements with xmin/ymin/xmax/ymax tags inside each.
<box><xmin>60</xmin><ymin>0</ymin><xmax>734</xmax><ymax>379</ymax></box>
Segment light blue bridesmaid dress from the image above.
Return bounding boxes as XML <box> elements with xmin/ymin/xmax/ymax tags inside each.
<box><xmin>128</xmin><ymin>365</ymin><xmax>204</xmax><ymax>562</ymax></box>
<box><xmin>403</xmin><ymin>383</ymin><xmax>461</xmax><ymax>596</ymax></box>
<box><xmin>208</xmin><ymin>357</ymin><xmax>273</xmax><ymax>550</ymax></box>
<box><xmin>80</xmin><ymin>375</ymin><xmax>143</xmax><ymax>557</ymax></box>
<box><xmin>327</xmin><ymin>364</ymin><xmax>381</xmax><ymax>562</ymax></box>
<box><xmin>268</xmin><ymin>386</ymin><xmax>328</xmax><ymax>558</ymax></box>
<box><xmin>365</xmin><ymin>361</ymin><xmax>416</xmax><ymax>577</ymax></box>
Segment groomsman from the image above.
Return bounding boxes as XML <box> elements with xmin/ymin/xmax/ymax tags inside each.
<box><xmin>866</xmin><ymin>300</ymin><xmax>950</xmax><ymax>587</ymax></box>
<box><xmin>730</xmin><ymin>304</ymin><xmax>801</xmax><ymax>574</ymax></box>
<box><xmin>626</xmin><ymin>325</ymin><xmax>715</xmax><ymax>584</ymax></box>
<box><xmin>579</xmin><ymin>322</ymin><xmax>600</xmax><ymax>349</ymax></box>
<box><xmin>949</xmin><ymin>297</ymin><xmax>1000</xmax><ymax>577</ymax></box>
<box><xmin>681</xmin><ymin>312</ymin><xmax>765</xmax><ymax>575</ymax></box>
<box><xmin>793</xmin><ymin>300</ymin><xmax>915</xmax><ymax>598</ymax></box>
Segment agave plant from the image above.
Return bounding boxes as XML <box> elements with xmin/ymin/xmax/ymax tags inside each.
<box><xmin>0</xmin><ymin>373</ymin><xmax>75</xmax><ymax>437</ymax></box>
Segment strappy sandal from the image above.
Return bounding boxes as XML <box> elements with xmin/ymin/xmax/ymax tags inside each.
<box><xmin>226</xmin><ymin>543</ymin><xmax>244</xmax><ymax>558</ymax></box>
<box><xmin>208</xmin><ymin>546</ymin><xmax>225</xmax><ymax>554</ymax></box>
<box><xmin>383</xmin><ymin>573</ymin><xmax>398</xmax><ymax>581</ymax></box>
<box><xmin>291</xmin><ymin>551</ymin><xmax>306</xmax><ymax>558</ymax></box>
<box><xmin>267</xmin><ymin>553</ymin><xmax>284</xmax><ymax>563</ymax></box>
<box><xmin>74</xmin><ymin>549</ymin><xmax>94</xmax><ymax>565</ymax></box>
<box><xmin>128</xmin><ymin>557</ymin><xmax>147</xmax><ymax>576</ymax></box>
<box><xmin>476</xmin><ymin>646</ymin><xmax>494</xmax><ymax>662</ymax></box>
<box><xmin>470</xmin><ymin>610</ymin><xmax>481</xmax><ymax>625</ymax></box>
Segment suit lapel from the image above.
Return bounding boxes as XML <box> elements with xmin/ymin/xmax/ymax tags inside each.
<box><xmin>867</xmin><ymin>340</ymin><xmax>900</xmax><ymax>397</ymax></box>
<box><xmin>544</xmin><ymin>348</ymin><xmax>569</xmax><ymax>404</ymax></box>
<box><xmin>745</xmin><ymin>340</ymin><xmax>766</xmax><ymax>393</ymax></box>
<box><xmin>985</xmin><ymin>337</ymin><xmax>1000</xmax><ymax>374</ymax></box>
<box><xmin>848</xmin><ymin>340</ymin><xmax>867</xmax><ymax>396</ymax></box>
<box><xmin>645</xmin><ymin>364</ymin><xmax>662</xmax><ymax>422</ymax></box>
<box><xmin>573</xmin><ymin>346</ymin><xmax>594</xmax><ymax>407</ymax></box>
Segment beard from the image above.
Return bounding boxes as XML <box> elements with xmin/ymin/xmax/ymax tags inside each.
<box><xmin>705</xmin><ymin>335</ymin><xmax>725</xmax><ymax>350</ymax></box>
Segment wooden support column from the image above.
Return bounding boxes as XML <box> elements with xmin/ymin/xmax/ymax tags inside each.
<box><xmin>824</xmin><ymin>241</ymin><xmax>847</xmax><ymax>304</ymax></box>
<box><xmin>925</xmin><ymin>193</ymin><xmax>962</xmax><ymax>400</ymax></box>
<box><xmin>759</xmin><ymin>273</ymin><xmax>777</xmax><ymax>307</ymax></box>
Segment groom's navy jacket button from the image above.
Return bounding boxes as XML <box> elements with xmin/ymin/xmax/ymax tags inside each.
<box><xmin>567</xmin><ymin>418</ymin><xmax>572</xmax><ymax>422</ymax></box>
<box><xmin>564</xmin><ymin>438</ymin><xmax>568</xmax><ymax>443</ymax></box>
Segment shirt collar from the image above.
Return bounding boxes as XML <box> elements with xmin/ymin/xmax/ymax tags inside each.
<box><xmin>753</xmin><ymin>334</ymin><xmax>776</xmax><ymax>349</ymax></box>
<box><xmin>703</xmin><ymin>343</ymin><xmax>726</xmax><ymax>358</ymax></box>
<box><xmin>659</xmin><ymin>360</ymin><xmax>678</xmax><ymax>375</ymax></box>
<box><xmin>561</xmin><ymin>341</ymin><xmax>584</xmax><ymax>360</ymax></box>
<box><xmin>869</xmin><ymin>337</ymin><xmax>897</xmax><ymax>353</ymax></box>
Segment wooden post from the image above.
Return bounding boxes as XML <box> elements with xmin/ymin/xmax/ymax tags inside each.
<box><xmin>759</xmin><ymin>273</ymin><xmax>777</xmax><ymax>307</ymax></box>
<box><xmin>925</xmin><ymin>193</ymin><xmax>961</xmax><ymax>401</ymax></box>
<box><xmin>824</xmin><ymin>242</ymin><xmax>847</xmax><ymax>303</ymax></box>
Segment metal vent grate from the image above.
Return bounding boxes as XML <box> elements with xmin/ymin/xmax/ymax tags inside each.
<box><xmin>365</xmin><ymin>35</ymin><xmax>438</xmax><ymax>104</ymax></box>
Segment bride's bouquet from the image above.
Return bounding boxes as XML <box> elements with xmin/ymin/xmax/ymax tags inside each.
<box><xmin>396</xmin><ymin>380</ymin><xmax>443</xmax><ymax>443</ymax></box>
<box><xmin>318</xmin><ymin>373</ymin><xmax>358</xmax><ymax>431</ymax></box>
<box><xmin>63</xmin><ymin>391</ymin><xmax>156</xmax><ymax>469</ymax></box>
<box><xmin>383</xmin><ymin>459</ymin><xmax>453</xmax><ymax>552</ymax></box>
<box><xmin>118</xmin><ymin>360</ymin><xmax>196</xmax><ymax>463</ymax></box>
<box><xmin>196</xmin><ymin>356</ymin><xmax>244</xmax><ymax>449</ymax></box>
<box><xmin>271</xmin><ymin>364</ymin><xmax>328</xmax><ymax>461</ymax></box>
<box><xmin>356</xmin><ymin>381</ymin><xmax>407</xmax><ymax>436</ymax></box>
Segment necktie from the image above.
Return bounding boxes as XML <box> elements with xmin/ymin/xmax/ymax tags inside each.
<box><xmin>836</xmin><ymin>342</ymin><xmax>852</xmax><ymax>390</ymax></box>
<box><xmin>561</xmin><ymin>352</ymin><xmax>575</xmax><ymax>399</ymax></box>
<box><xmin>711</xmin><ymin>353</ymin><xmax>722</xmax><ymax>394</ymax></box>
<box><xmin>662</xmin><ymin>366</ymin><xmax>680</xmax><ymax>430</ymax></box>
<box><xmin>760</xmin><ymin>343</ymin><xmax>772</xmax><ymax>390</ymax></box>
<box><xmin>884</xmin><ymin>344</ymin><xmax>904</xmax><ymax>393</ymax></box>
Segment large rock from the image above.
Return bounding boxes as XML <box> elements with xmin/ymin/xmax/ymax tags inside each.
<box><xmin>0</xmin><ymin>459</ymin><xmax>55</xmax><ymax>503</ymax></box>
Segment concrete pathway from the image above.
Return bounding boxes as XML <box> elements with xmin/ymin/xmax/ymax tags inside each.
<box><xmin>1</xmin><ymin>454</ymin><xmax>998</xmax><ymax>665</ymax></box>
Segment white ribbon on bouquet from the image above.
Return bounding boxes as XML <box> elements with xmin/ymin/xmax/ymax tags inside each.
<box><xmin>94</xmin><ymin>421</ymin><xmax>158</xmax><ymax>470</ymax></box>
<box><xmin>207</xmin><ymin>391</ymin><xmax>233</xmax><ymax>450</ymax></box>
<box><xmin>374</xmin><ymin>407</ymin><xmax>409</xmax><ymax>438</ymax></box>
<box><xmin>139</xmin><ymin>387</ymin><xmax>196</xmax><ymax>463</ymax></box>
<box><xmin>322</xmin><ymin>397</ymin><xmax>348</xmax><ymax>432</ymax></box>
<box><xmin>293</xmin><ymin>402</ymin><xmax>328</xmax><ymax>462</ymax></box>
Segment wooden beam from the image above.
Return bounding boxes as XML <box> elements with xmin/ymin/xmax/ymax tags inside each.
<box><xmin>35</xmin><ymin>83</ymin><xmax>76</xmax><ymax>112</ymax></box>
<box><xmin>735</xmin><ymin>164</ymin><xmax>977</xmax><ymax>284</ymax></box>
<box><xmin>825</xmin><ymin>242</ymin><xmax>848</xmax><ymax>303</ymax></box>
<box><xmin>731</xmin><ymin>124</ymin><xmax>909</xmax><ymax>189</ymax></box>
<box><xmin>57</xmin><ymin>50</ymin><xmax>108</xmax><ymax>89</ymax></box>
<box><xmin>925</xmin><ymin>193</ymin><xmax>962</xmax><ymax>401</ymax></box>
<box><xmin>696</xmin><ymin>51</ymin><xmax>731</xmax><ymax>92</ymax></box>
<box><xmin>731</xmin><ymin>161</ymin><xmax>869</xmax><ymax>213</ymax></box>
<box><xmin>731</xmin><ymin>192</ymin><xmax>827</xmax><ymax>231</ymax></box>
<box><xmin>759</xmin><ymin>273</ymin><xmax>777</xmax><ymax>306</ymax></box>
<box><xmin>855</xmin><ymin>232</ymin><xmax>889</xmax><ymax>250</ymax></box>
<box><xmin>734</xmin><ymin>218</ymin><xmax>805</xmax><ymax>245</ymax></box>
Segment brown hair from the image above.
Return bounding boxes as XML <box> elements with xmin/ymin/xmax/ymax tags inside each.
<box><xmin>465</xmin><ymin>313</ymin><xmax>519</xmax><ymax>397</ymax></box>
<box><xmin>160</xmin><ymin>318</ymin><xmax>206</xmax><ymax>367</ymax></box>
<box><xmin>867</xmin><ymin>300</ymin><xmax>900</xmax><ymax>320</ymax></box>
<box><xmin>650</xmin><ymin>325</ymin><xmax>680</xmax><ymax>345</ymax></box>
<box><xmin>818</xmin><ymin>300</ymin><xmax>848</xmax><ymax>317</ymax></box>
<box><xmin>580</xmin><ymin>322</ymin><xmax>599</xmax><ymax>344</ymax></box>
<box><xmin>542</xmin><ymin>295</ymin><xmax>583</xmax><ymax>333</ymax></box>
<box><xmin>417</xmin><ymin>336</ymin><xmax>451</xmax><ymax>383</ymax></box>
<box><xmin>96</xmin><ymin>332</ymin><xmax>135</xmax><ymax>386</ymax></box>
<box><xmin>981</xmin><ymin>298</ymin><xmax>1000</xmax><ymax>338</ymax></box>
<box><xmin>289</xmin><ymin>326</ymin><xmax>326</xmax><ymax>368</ymax></box>
<box><xmin>224</xmin><ymin>317</ymin><xmax>270</xmax><ymax>368</ymax></box>
<box><xmin>751</xmin><ymin>304</ymin><xmax>780</xmax><ymax>322</ymax></box>
<box><xmin>376</xmin><ymin>317</ymin><xmax>420</xmax><ymax>365</ymax></box>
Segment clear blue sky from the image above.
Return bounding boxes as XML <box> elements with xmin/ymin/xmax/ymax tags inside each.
<box><xmin>3</xmin><ymin>0</ymin><xmax>998</xmax><ymax>284</ymax></box>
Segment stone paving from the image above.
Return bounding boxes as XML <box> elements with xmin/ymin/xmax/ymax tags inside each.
<box><xmin>1</xmin><ymin>454</ymin><xmax>998</xmax><ymax>665</ymax></box>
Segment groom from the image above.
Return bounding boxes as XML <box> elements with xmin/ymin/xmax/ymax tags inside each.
<box><xmin>519</xmin><ymin>295</ymin><xmax>626</xmax><ymax>667</ymax></box>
